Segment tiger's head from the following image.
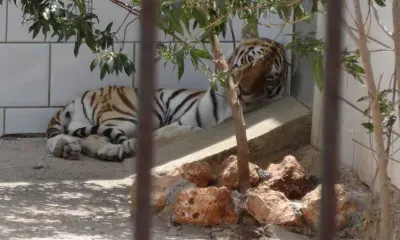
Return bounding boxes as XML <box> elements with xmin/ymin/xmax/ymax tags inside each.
<box><xmin>227</xmin><ymin>37</ymin><xmax>288</xmax><ymax>105</ymax></box>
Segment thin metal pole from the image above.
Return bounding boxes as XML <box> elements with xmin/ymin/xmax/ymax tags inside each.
<box><xmin>320</xmin><ymin>0</ymin><xmax>344</xmax><ymax>239</ymax></box>
<box><xmin>135</xmin><ymin>0</ymin><xmax>158</xmax><ymax>239</ymax></box>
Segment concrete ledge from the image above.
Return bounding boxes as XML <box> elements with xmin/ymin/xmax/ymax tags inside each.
<box><xmin>130</xmin><ymin>97</ymin><xmax>312</xmax><ymax>173</ymax></box>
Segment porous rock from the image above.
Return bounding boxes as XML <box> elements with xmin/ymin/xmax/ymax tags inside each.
<box><xmin>173</xmin><ymin>186</ymin><xmax>238</xmax><ymax>226</ymax></box>
<box><xmin>301</xmin><ymin>184</ymin><xmax>357</xmax><ymax>230</ymax></box>
<box><xmin>264</xmin><ymin>155</ymin><xmax>315</xmax><ymax>199</ymax></box>
<box><xmin>130</xmin><ymin>161</ymin><xmax>212</xmax><ymax>212</ymax></box>
<box><xmin>179</xmin><ymin>161</ymin><xmax>213</xmax><ymax>188</ymax></box>
<box><xmin>130</xmin><ymin>171</ymin><xmax>182</xmax><ymax>212</ymax></box>
<box><xmin>243</xmin><ymin>185</ymin><xmax>303</xmax><ymax>226</ymax></box>
<box><xmin>217</xmin><ymin>155</ymin><xmax>261</xmax><ymax>190</ymax></box>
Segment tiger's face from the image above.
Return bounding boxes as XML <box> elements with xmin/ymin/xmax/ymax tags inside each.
<box><xmin>230</xmin><ymin>53</ymin><xmax>274</xmax><ymax>104</ymax></box>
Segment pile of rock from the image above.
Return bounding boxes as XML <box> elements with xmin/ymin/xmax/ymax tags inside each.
<box><xmin>130</xmin><ymin>155</ymin><xmax>357</xmax><ymax>232</ymax></box>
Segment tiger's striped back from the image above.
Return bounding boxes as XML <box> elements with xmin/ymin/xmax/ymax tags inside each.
<box><xmin>227</xmin><ymin>37</ymin><xmax>288</xmax><ymax>104</ymax></box>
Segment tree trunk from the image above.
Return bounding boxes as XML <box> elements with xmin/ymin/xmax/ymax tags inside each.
<box><xmin>210</xmin><ymin>34</ymin><xmax>251</xmax><ymax>193</ymax></box>
<box><xmin>353</xmin><ymin>1</ymin><xmax>391</xmax><ymax>239</ymax></box>
<box><xmin>393</xmin><ymin>0</ymin><xmax>400</xmax><ymax>131</ymax></box>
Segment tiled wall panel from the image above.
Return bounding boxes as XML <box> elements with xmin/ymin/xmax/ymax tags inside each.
<box><xmin>0</xmin><ymin>44</ymin><xmax>49</xmax><ymax>107</ymax></box>
<box><xmin>50</xmin><ymin>43</ymin><xmax>134</xmax><ymax>106</ymax></box>
<box><xmin>5</xmin><ymin>108</ymin><xmax>61</xmax><ymax>134</ymax></box>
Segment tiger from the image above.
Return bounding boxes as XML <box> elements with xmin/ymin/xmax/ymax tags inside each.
<box><xmin>45</xmin><ymin>37</ymin><xmax>288</xmax><ymax>162</ymax></box>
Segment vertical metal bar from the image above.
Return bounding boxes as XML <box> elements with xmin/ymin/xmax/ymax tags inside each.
<box><xmin>135</xmin><ymin>0</ymin><xmax>158</xmax><ymax>239</ymax></box>
<box><xmin>320</xmin><ymin>0</ymin><xmax>344</xmax><ymax>240</ymax></box>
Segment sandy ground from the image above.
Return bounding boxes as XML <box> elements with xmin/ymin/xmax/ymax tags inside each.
<box><xmin>0</xmin><ymin>138</ymin><xmax>312</xmax><ymax>240</ymax></box>
<box><xmin>3</xmin><ymin>137</ymin><xmax>395</xmax><ymax>240</ymax></box>
<box><xmin>0</xmin><ymin>137</ymin><xmax>135</xmax><ymax>240</ymax></box>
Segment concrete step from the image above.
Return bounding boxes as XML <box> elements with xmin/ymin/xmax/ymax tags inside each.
<box><xmin>129</xmin><ymin>96</ymin><xmax>312</xmax><ymax>173</ymax></box>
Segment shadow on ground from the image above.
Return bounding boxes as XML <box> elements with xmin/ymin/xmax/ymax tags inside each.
<box><xmin>0</xmin><ymin>138</ymin><xmax>134</xmax><ymax>240</ymax></box>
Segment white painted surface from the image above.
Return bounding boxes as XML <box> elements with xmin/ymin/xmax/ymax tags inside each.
<box><xmin>0</xmin><ymin>1</ymin><xmax>6</xmax><ymax>42</ymax></box>
<box><xmin>311</xmin><ymin>1</ymin><xmax>400</xmax><ymax>190</ymax></box>
<box><xmin>50</xmin><ymin>43</ymin><xmax>134</xmax><ymax>106</ymax></box>
<box><xmin>0</xmin><ymin>44</ymin><xmax>49</xmax><ymax>106</ymax></box>
<box><xmin>0</xmin><ymin>108</ymin><xmax>3</xmax><ymax>136</ymax></box>
<box><xmin>5</xmin><ymin>108</ymin><xmax>61</xmax><ymax>134</ymax></box>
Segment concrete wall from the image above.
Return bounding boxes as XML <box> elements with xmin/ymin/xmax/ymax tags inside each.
<box><xmin>0</xmin><ymin>0</ymin><xmax>292</xmax><ymax>136</ymax></box>
<box><xmin>291</xmin><ymin>0</ymin><xmax>316</xmax><ymax>108</ymax></box>
<box><xmin>311</xmin><ymin>1</ymin><xmax>400</xmax><ymax>190</ymax></box>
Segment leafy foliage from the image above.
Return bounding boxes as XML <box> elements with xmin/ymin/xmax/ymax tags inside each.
<box><xmin>286</xmin><ymin>32</ymin><xmax>366</xmax><ymax>92</ymax></box>
<box><xmin>0</xmin><ymin>0</ymin><xmax>135</xmax><ymax>80</ymax></box>
<box><xmin>357</xmin><ymin>89</ymin><xmax>399</xmax><ymax>134</ymax></box>
<box><xmin>0</xmin><ymin>0</ymin><xmax>323</xmax><ymax>82</ymax></box>
<box><xmin>0</xmin><ymin>0</ymin><xmax>373</xmax><ymax>91</ymax></box>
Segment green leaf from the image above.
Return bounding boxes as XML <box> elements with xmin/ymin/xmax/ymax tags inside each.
<box><xmin>191</xmin><ymin>48</ymin><xmax>212</xmax><ymax>60</ymax></box>
<box><xmin>361</xmin><ymin>123</ymin><xmax>374</xmax><ymax>133</ymax></box>
<box><xmin>216</xmin><ymin>0</ymin><xmax>227</xmax><ymax>15</ymax></box>
<box><xmin>74</xmin><ymin>41</ymin><xmax>81</xmax><ymax>57</ymax></box>
<box><xmin>192</xmin><ymin>8</ymin><xmax>208</xmax><ymax>27</ymax></box>
<box><xmin>42</xmin><ymin>7</ymin><xmax>51</xmax><ymax>20</ymax></box>
<box><xmin>312</xmin><ymin>55</ymin><xmax>324</xmax><ymax>91</ymax></box>
<box><xmin>32</xmin><ymin>23</ymin><xmax>41</xmax><ymax>39</ymax></box>
<box><xmin>90</xmin><ymin>58</ymin><xmax>99</xmax><ymax>72</ymax></box>
<box><xmin>176</xmin><ymin>50</ymin><xmax>185</xmax><ymax>81</ymax></box>
<box><xmin>100</xmin><ymin>63</ymin><xmax>108</xmax><ymax>80</ymax></box>
<box><xmin>105</xmin><ymin>22</ymin><xmax>113</xmax><ymax>32</ymax></box>
<box><xmin>357</xmin><ymin>96</ymin><xmax>369</xmax><ymax>102</ymax></box>
<box><xmin>375</xmin><ymin>0</ymin><xmax>386</xmax><ymax>7</ymax></box>
<box><xmin>106</xmin><ymin>59</ymin><xmax>114</xmax><ymax>73</ymax></box>
<box><xmin>114</xmin><ymin>56</ymin><xmax>123</xmax><ymax>75</ymax></box>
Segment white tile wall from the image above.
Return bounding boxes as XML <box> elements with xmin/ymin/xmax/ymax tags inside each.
<box><xmin>5</xmin><ymin>108</ymin><xmax>60</xmax><ymax>134</ymax></box>
<box><xmin>0</xmin><ymin>1</ymin><xmax>6</xmax><ymax>42</ymax></box>
<box><xmin>0</xmin><ymin>108</ymin><xmax>4</xmax><ymax>136</ymax></box>
<box><xmin>50</xmin><ymin>43</ymin><xmax>134</xmax><ymax>106</ymax></box>
<box><xmin>0</xmin><ymin>44</ymin><xmax>49</xmax><ymax>106</ymax></box>
<box><xmin>134</xmin><ymin>43</ymin><xmax>216</xmax><ymax>90</ymax></box>
<box><xmin>339</xmin><ymin>126</ymin><xmax>355</xmax><ymax>168</ymax></box>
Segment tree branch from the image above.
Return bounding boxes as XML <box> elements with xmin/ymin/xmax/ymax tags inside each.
<box><xmin>371</xmin><ymin>2</ymin><xmax>393</xmax><ymax>38</ymax></box>
<box><xmin>352</xmin><ymin>1</ymin><xmax>391</xmax><ymax>239</ymax></box>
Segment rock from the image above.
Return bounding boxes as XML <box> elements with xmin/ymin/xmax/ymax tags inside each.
<box><xmin>179</xmin><ymin>161</ymin><xmax>212</xmax><ymax>188</ymax></box>
<box><xmin>243</xmin><ymin>185</ymin><xmax>303</xmax><ymax>226</ymax></box>
<box><xmin>217</xmin><ymin>155</ymin><xmax>261</xmax><ymax>190</ymax></box>
<box><xmin>130</xmin><ymin>161</ymin><xmax>212</xmax><ymax>212</ymax></box>
<box><xmin>301</xmin><ymin>184</ymin><xmax>357</xmax><ymax>230</ymax></box>
<box><xmin>264</xmin><ymin>155</ymin><xmax>315</xmax><ymax>199</ymax></box>
<box><xmin>130</xmin><ymin>171</ymin><xmax>184</xmax><ymax>212</ymax></box>
<box><xmin>173</xmin><ymin>186</ymin><xmax>238</xmax><ymax>226</ymax></box>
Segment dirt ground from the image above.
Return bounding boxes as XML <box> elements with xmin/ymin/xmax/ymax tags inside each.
<box><xmin>279</xmin><ymin>145</ymin><xmax>400</xmax><ymax>240</ymax></box>
<box><xmin>0</xmin><ymin>138</ymin><xmax>399</xmax><ymax>240</ymax></box>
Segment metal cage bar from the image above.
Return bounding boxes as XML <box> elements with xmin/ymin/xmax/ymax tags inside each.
<box><xmin>134</xmin><ymin>0</ymin><xmax>159</xmax><ymax>239</ymax></box>
<box><xmin>320</xmin><ymin>0</ymin><xmax>343</xmax><ymax>240</ymax></box>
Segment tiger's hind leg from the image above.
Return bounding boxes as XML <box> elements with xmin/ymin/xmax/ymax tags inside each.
<box><xmin>153</xmin><ymin>123</ymin><xmax>203</xmax><ymax>147</ymax></box>
<box><xmin>96</xmin><ymin>138</ymin><xmax>135</xmax><ymax>162</ymax></box>
<box><xmin>95</xmin><ymin>123</ymin><xmax>203</xmax><ymax>161</ymax></box>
